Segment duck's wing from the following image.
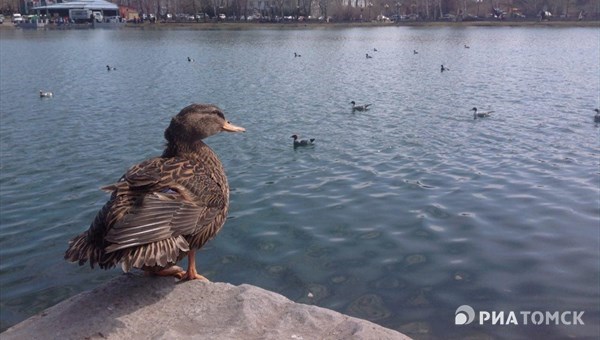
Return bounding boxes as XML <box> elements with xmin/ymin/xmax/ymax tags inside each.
<box><xmin>103</xmin><ymin>157</ymin><xmax>225</xmax><ymax>253</ymax></box>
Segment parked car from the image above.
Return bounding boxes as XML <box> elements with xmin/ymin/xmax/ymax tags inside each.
<box><xmin>93</xmin><ymin>11</ymin><xmax>103</xmax><ymax>22</ymax></box>
<box><xmin>539</xmin><ymin>10</ymin><xmax>551</xmax><ymax>20</ymax></box>
<box><xmin>195</xmin><ymin>13</ymin><xmax>208</xmax><ymax>21</ymax></box>
<box><xmin>440</xmin><ymin>13</ymin><xmax>456</xmax><ymax>21</ymax></box>
<box><xmin>12</xmin><ymin>13</ymin><xmax>23</xmax><ymax>23</ymax></box>
<box><xmin>0</xmin><ymin>14</ymin><xmax>5</xmax><ymax>24</ymax></box>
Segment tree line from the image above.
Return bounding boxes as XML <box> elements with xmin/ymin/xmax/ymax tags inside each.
<box><xmin>1</xmin><ymin>0</ymin><xmax>598</xmax><ymax>20</ymax></box>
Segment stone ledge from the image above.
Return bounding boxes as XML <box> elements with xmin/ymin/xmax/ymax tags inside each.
<box><xmin>2</xmin><ymin>274</ymin><xmax>410</xmax><ymax>339</ymax></box>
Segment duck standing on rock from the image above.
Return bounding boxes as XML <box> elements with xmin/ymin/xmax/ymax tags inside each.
<box><xmin>472</xmin><ymin>107</ymin><xmax>494</xmax><ymax>119</ymax></box>
<box><xmin>64</xmin><ymin>104</ymin><xmax>245</xmax><ymax>281</ymax></box>
<box><xmin>291</xmin><ymin>134</ymin><xmax>315</xmax><ymax>148</ymax></box>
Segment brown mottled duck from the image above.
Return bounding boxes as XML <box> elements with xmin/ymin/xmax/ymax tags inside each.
<box><xmin>64</xmin><ymin>103</ymin><xmax>245</xmax><ymax>281</ymax></box>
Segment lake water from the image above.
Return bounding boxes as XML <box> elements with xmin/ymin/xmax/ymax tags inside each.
<box><xmin>0</xmin><ymin>26</ymin><xmax>599</xmax><ymax>339</ymax></box>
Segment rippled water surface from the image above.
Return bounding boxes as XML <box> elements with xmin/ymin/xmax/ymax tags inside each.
<box><xmin>1</xmin><ymin>27</ymin><xmax>599</xmax><ymax>339</ymax></box>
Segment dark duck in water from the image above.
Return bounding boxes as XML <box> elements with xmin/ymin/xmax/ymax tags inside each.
<box><xmin>351</xmin><ymin>101</ymin><xmax>371</xmax><ymax>112</ymax></box>
<box><xmin>64</xmin><ymin>103</ymin><xmax>245</xmax><ymax>281</ymax></box>
<box><xmin>291</xmin><ymin>134</ymin><xmax>315</xmax><ymax>147</ymax></box>
<box><xmin>472</xmin><ymin>107</ymin><xmax>494</xmax><ymax>119</ymax></box>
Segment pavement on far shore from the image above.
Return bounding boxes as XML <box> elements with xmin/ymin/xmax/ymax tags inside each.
<box><xmin>1</xmin><ymin>20</ymin><xmax>599</xmax><ymax>32</ymax></box>
<box><xmin>1</xmin><ymin>274</ymin><xmax>411</xmax><ymax>339</ymax></box>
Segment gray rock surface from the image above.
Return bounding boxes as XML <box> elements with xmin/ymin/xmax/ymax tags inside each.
<box><xmin>2</xmin><ymin>274</ymin><xmax>410</xmax><ymax>339</ymax></box>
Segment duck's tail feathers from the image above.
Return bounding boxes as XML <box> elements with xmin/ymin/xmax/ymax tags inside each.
<box><xmin>65</xmin><ymin>232</ymin><xmax>189</xmax><ymax>272</ymax></box>
<box><xmin>310</xmin><ymin>139</ymin><xmax>315</xmax><ymax>143</ymax></box>
<box><xmin>64</xmin><ymin>232</ymin><xmax>120</xmax><ymax>270</ymax></box>
<box><xmin>118</xmin><ymin>236</ymin><xmax>189</xmax><ymax>272</ymax></box>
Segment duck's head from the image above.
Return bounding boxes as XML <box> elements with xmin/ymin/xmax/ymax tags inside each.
<box><xmin>165</xmin><ymin>104</ymin><xmax>245</xmax><ymax>145</ymax></box>
<box><xmin>471</xmin><ymin>107</ymin><xmax>477</xmax><ymax>112</ymax></box>
<box><xmin>290</xmin><ymin>134</ymin><xmax>299</xmax><ymax>140</ymax></box>
<box><xmin>350</xmin><ymin>101</ymin><xmax>356</xmax><ymax>105</ymax></box>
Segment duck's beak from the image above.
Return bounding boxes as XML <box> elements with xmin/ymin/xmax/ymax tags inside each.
<box><xmin>222</xmin><ymin>121</ymin><xmax>245</xmax><ymax>133</ymax></box>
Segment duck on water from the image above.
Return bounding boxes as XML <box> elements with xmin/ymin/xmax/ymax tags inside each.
<box><xmin>472</xmin><ymin>107</ymin><xmax>494</xmax><ymax>119</ymax></box>
<box><xmin>291</xmin><ymin>134</ymin><xmax>315</xmax><ymax>148</ymax></box>
<box><xmin>64</xmin><ymin>104</ymin><xmax>245</xmax><ymax>281</ymax></box>
<box><xmin>39</xmin><ymin>90</ymin><xmax>53</xmax><ymax>98</ymax></box>
<box><xmin>351</xmin><ymin>101</ymin><xmax>371</xmax><ymax>112</ymax></box>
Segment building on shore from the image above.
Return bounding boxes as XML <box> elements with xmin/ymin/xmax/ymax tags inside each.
<box><xmin>119</xmin><ymin>5</ymin><xmax>138</xmax><ymax>21</ymax></box>
<box><xmin>31</xmin><ymin>0</ymin><xmax>118</xmax><ymax>21</ymax></box>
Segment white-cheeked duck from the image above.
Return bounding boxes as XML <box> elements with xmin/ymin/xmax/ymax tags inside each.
<box><xmin>39</xmin><ymin>90</ymin><xmax>53</xmax><ymax>98</ymax></box>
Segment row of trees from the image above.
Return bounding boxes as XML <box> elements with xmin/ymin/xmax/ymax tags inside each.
<box><xmin>1</xmin><ymin>0</ymin><xmax>598</xmax><ymax>20</ymax></box>
<box><xmin>113</xmin><ymin>0</ymin><xmax>600</xmax><ymax>20</ymax></box>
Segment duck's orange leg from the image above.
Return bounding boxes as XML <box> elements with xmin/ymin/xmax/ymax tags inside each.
<box><xmin>174</xmin><ymin>250</ymin><xmax>209</xmax><ymax>281</ymax></box>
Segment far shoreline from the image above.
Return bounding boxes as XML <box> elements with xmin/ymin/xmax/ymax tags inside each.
<box><xmin>1</xmin><ymin>19</ymin><xmax>599</xmax><ymax>31</ymax></box>
<box><xmin>131</xmin><ymin>20</ymin><xmax>600</xmax><ymax>29</ymax></box>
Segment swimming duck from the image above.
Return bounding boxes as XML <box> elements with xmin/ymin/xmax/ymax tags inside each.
<box><xmin>64</xmin><ymin>103</ymin><xmax>245</xmax><ymax>281</ymax></box>
<box><xmin>351</xmin><ymin>101</ymin><xmax>371</xmax><ymax>111</ymax></box>
<box><xmin>39</xmin><ymin>90</ymin><xmax>53</xmax><ymax>98</ymax></box>
<box><xmin>294</xmin><ymin>52</ymin><xmax>301</xmax><ymax>57</ymax></box>
<box><xmin>472</xmin><ymin>107</ymin><xmax>494</xmax><ymax>119</ymax></box>
<box><xmin>373</xmin><ymin>48</ymin><xmax>378</xmax><ymax>52</ymax></box>
<box><xmin>291</xmin><ymin>134</ymin><xmax>315</xmax><ymax>147</ymax></box>
<box><xmin>594</xmin><ymin>108</ymin><xmax>600</xmax><ymax>123</ymax></box>
<box><xmin>106</xmin><ymin>65</ymin><xmax>116</xmax><ymax>71</ymax></box>
<box><xmin>366</xmin><ymin>53</ymin><xmax>373</xmax><ymax>59</ymax></box>
<box><xmin>187</xmin><ymin>57</ymin><xmax>195</xmax><ymax>62</ymax></box>
<box><xmin>441</xmin><ymin>64</ymin><xmax>449</xmax><ymax>72</ymax></box>
<box><xmin>464</xmin><ymin>44</ymin><xmax>470</xmax><ymax>49</ymax></box>
<box><xmin>413</xmin><ymin>50</ymin><xmax>418</xmax><ymax>54</ymax></box>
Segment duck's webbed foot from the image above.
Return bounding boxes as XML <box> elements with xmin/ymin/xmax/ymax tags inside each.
<box><xmin>174</xmin><ymin>270</ymin><xmax>209</xmax><ymax>282</ymax></box>
<box><xmin>175</xmin><ymin>249</ymin><xmax>210</xmax><ymax>281</ymax></box>
<box><xmin>147</xmin><ymin>265</ymin><xmax>185</xmax><ymax>278</ymax></box>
